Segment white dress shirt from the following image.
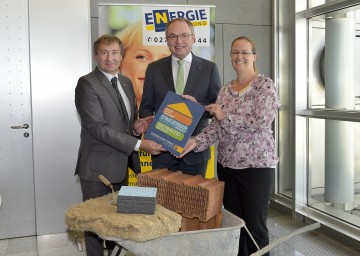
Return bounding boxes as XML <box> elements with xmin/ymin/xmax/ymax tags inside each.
<box><xmin>100</xmin><ymin>70</ymin><xmax>141</xmax><ymax>151</ymax></box>
<box><xmin>172</xmin><ymin>53</ymin><xmax>192</xmax><ymax>89</ymax></box>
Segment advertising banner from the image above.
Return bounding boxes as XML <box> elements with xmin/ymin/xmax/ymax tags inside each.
<box><xmin>98</xmin><ymin>4</ymin><xmax>216</xmax><ymax>183</ymax></box>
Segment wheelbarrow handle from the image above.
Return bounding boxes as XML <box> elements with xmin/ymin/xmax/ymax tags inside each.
<box><xmin>250</xmin><ymin>222</ymin><xmax>321</xmax><ymax>256</ymax></box>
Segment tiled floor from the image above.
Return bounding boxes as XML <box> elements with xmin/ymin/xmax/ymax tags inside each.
<box><xmin>0</xmin><ymin>207</ymin><xmax>359</xmax><ymax>256</ymax></box>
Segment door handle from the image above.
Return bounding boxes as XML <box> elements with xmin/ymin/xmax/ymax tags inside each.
<box><xmin>11</xmin><ymin>124</ymin><xmax>29</xmax><ymax>129</ymax></box>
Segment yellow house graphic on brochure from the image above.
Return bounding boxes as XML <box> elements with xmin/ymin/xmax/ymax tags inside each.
<box><xmin>168</xmin><ymin>102</ymin><xmax>193</xmax><ymax>118</ymax></box>
<box><xmin>155</xmin><ymin>102</ymin><xmax>194</xmax><ymax>142</ymax></box>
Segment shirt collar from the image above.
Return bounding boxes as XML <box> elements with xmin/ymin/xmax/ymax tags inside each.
<box><xmin>171</xmin><ymin>52</ymin><xmax>192</xmax><ymax>65</ymax></box>
<box><xmin>98</xmin><ymin>67</ymin><xmax>118</xmax><ymax>82</ymax></box>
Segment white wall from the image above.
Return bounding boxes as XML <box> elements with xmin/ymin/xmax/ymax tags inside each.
<box><xmin>29</xmin><ymin>0</ymin><xmax>91</xmax><ymax>234</ymax></box>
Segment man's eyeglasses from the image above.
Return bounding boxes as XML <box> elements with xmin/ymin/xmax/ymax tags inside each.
<box><xmin>230</xmin><ymin>51</ymin><xmax>255</xmax><ymax>57</ymax></box>
<box><xmin>167</xmin><ymin>33</ymin><xmax>193</xmax><ymax>42</ymax></box>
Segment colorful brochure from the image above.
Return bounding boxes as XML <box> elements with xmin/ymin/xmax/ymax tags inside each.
<box><xmin>145</xmin><ymin>91</ymin><xmax>205</xmax><ymax>156</ymax></box>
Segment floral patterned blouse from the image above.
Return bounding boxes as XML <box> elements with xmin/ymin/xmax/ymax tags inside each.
<box><xmin>194</xmin><ymin>74</ymin><xmax>281</xmax><ymax>169</ymax></box>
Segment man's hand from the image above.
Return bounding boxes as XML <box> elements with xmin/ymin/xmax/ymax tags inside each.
<box><xmin>182</xmin><ymin>95</ymin><xmax>198</xmax><ymax>103</ymax></box>
<box><xmin>177</xmin><ymin>138</ymin><xmax>197</xmax><ymax>158</ymax></box>
<box><xmin>134</xmin><ymin>116</ymin><xmax>154</xmax><ymax>134</ymax></box>
<box><xmin>140</xmin><ymin>139</ymin><xmax>165</xmax><ymax>155</ymax></box>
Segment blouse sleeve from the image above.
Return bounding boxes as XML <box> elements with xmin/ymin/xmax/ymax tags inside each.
<box><xmin>192</xmin><ymin>87</ymin><xmax>228</xmax><ymax>152</ymax></box>
<box><xmin>220</xmin><ymin>76</ymin><xmax>280</xmax><ymax>134</ymax></box>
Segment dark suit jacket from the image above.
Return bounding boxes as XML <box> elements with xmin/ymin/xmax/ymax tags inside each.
<box><xmin>139</xmin><ymin>53</ymin><xmax>221</xmax><ymax>165</ymax></box>
<box><xmin>75</xmin><ymin>67</ymin><xmax>140</xmax><ymax>183</ymax></box>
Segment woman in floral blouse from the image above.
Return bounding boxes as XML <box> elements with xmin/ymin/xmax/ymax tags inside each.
<box><xmin>181</xmin><ymin>36</ymin><xmax>280</xmax><ymax>256</ymax></box>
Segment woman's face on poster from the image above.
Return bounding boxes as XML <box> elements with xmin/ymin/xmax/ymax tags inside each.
<box><xmin>120</xmin><ymin>45</ymin><xmax>170</xmax><ymax>106</ymax></box>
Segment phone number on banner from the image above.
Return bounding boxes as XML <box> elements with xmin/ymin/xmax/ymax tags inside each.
<box><xmin>144</xmin><ymin>37</ymin><xmax>208</xmax><ymax>44</ymax></box>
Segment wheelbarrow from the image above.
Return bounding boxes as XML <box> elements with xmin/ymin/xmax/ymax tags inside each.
<box><xmin>104</xmin><ymin>209</ymin><xmax>244</xmax><ymax>256</ymax></box>
<box><xmin>104</xmin><ymin>209</ymin><xmax>320</xmax><ymax>256</ymax></box>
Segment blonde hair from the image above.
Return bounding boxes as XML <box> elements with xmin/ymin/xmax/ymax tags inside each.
<box><xmin>118</xmin><ymin>22</ymin><xmax>143</xmax><ymax>52</ymax></box>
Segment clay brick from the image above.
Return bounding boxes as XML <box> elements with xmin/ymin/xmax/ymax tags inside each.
<box><xmin>137</xmin><ymin>169</ymin><xmax>225</xmax><ymax>231</ymax></box>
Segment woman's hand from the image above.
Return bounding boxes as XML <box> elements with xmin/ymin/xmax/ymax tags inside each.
<box><xmin>177</xmin><ymin>138</ymin><xmax>197</xmax><ymax>158</ymax></box>
<box><xmin>205</xmin><ymin>104</ymin><xmax>225</xmax><ymax>121</ymax></box>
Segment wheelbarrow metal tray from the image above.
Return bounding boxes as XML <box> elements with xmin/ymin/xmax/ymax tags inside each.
<box><xmin>106</xmin><ymin>209</ymin><xmax>245</xmax><ymax>256</ymax></box>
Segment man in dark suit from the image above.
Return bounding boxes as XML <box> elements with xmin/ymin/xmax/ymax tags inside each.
<box><xmin>75</xmin><ymin>34</ymin><xmax>163</xmax><ymax>256</ymax></box>
<box><xmin>139</xmin><ymin>18</ymin><xmax>221</xmax><ymax>177</ymax></box>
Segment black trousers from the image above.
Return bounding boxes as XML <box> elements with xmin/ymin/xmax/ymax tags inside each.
<box><xmin>152</xmin><ymin>152</ymin><xmax>207</xmax><ymax>177</ymax></box>
<box><xmin>80</xmin><ymin>178</ymin><xmax>126</xmax><ymax>256</ymax></box>
<box><xmin>217</xmin><ymin>163</ymin><xmax>273</xmax><ymax>256</ymax></box>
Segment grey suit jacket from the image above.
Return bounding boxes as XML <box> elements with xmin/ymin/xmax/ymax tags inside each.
<box><xmin>139</xmin><ymin>53</ymin><xmax>221</xmax><ymax>165</ymax></box>
<box><xmin>75</xmin><ymin>67</ymin><xmax>140</xmax><ymax>183</ymax></box>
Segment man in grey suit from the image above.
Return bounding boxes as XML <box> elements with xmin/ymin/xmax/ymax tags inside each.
<box><xmin>75</xmin><ymin>34</ymin><xmax>163</xmax><ymax>256</ymax></box>
<box><xmin>139</xmin><ymin>18</ymin><xmax>221</xmax><ymax>177</ymax></box>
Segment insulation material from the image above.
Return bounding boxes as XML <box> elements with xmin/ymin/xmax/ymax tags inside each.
<box><xmin>65</xmin><ymin>193</ymin><xmax>181</xmax><ymax>242</ymax></box>
<box><xmin>117</xmin><ymin>186</ymin><xmax>157</xmax><ymax>214</ymax></box>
